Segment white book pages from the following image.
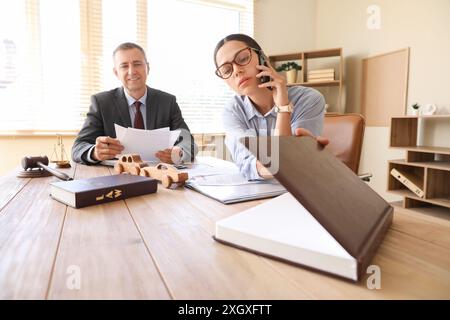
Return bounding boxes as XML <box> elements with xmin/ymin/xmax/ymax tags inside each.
<box><xmin>215</xmin><ymin>192</ymin><xmax>357</xmax><ymax>280</ymax></box>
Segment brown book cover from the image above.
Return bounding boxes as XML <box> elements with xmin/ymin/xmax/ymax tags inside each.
<box><xmin>50</xmin><ymin>174</ymin><xmax>157</xmax><ymax>208</ymax></box>
<box><xmin>240</xmin><ymin>136</ymin><xmax>393</xmax><ymax>280</ymax></box>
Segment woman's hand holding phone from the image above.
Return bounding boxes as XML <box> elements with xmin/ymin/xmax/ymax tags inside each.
<box><xmin>256</xmin><ymin>59</ymin><xmax>290</xmax><ymax>108</ymax></box>
<box><xmin>257</xmin><ymin>53</ymin><xmax>272</xmax><ymax>88</ymax></box>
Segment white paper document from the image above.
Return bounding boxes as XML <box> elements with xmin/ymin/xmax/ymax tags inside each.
<box><xmin>189</xmin><ymin>174</ymin><xmax>268</xmax><ymax>186</ymax></box>
<box><xmin>114</xmin><ymin>124</ymin><xmax>180</xmax><ymax>161</ymax></box>
<box><xmin>180</xmin><ymin>164</ymin><xmax>235</xmax><ymax>178</ymax></box>
<box><xmin>184</xmin><ymin>157</ymin><xmax>285</xmax><ymax>204</ymax></box>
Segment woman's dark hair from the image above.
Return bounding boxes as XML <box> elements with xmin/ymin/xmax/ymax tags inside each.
<box><xmin>213</xmin><ymin>33</ymin><xmax>263</xmax><ymax>67</ymax></box>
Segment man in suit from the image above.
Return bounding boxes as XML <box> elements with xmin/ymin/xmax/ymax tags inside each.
<box><xmin>72</xmin><ymin>42</ymin><xmax>197</xmax><ymax>164</ymax></box>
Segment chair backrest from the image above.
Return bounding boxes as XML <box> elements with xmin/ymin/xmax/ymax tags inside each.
<box><xmin>322</xmin><ymin>113</ymin><xmax>365</xmax><ymax>174</ymax></box>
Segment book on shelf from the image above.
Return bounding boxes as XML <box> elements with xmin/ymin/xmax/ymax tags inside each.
<box><xmin>214</xmin><ymin>136</ymin><xmax>393</xmax><ymax>281</ymax></box>
<box><xmin>308</xmin><ymin>73</ymin><xmax>335</xmax><ymax>80</ymax></box>
<box><xmin>308</xmin><ymin>70</ymin><xmax>335</xmax><ymax>82</ymax></box>
<box><xmin>308</xmin><ymin>68</ymin><xmax>335</xmax><ymax>75</ymax></box>
<box><xmin>307</xmin><ymin>78</ymin><xmax>335</xmax><ymax>83</ymax></box>
<box><xmin>50</xmin><ymin>174</ymin><xmax>158</xmax><ymax>208</ymax></box>
<box><xmin>390</xmin><ymin>168</ymin><xmax>425</xmax><ymax>198</ymax></box>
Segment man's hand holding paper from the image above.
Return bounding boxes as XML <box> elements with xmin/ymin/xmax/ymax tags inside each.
<box><xmin>92</xmin><ymin>136</ymin><xmax>124</xmax><ymax>161</ymax></box>
<box><xmin>155</xmin><ymin>146</ymin><xmax>183</xmax><ymax>164</ymax></box>
<box><xmin>114</xmin><ymin>124</ymin><xmax>182</xmax><ymax>163</ymax></box>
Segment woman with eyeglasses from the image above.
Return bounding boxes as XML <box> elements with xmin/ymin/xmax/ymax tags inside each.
<box><xmin>214</xmin><ymin>33</ymin><xmax>328</xmax><ymax>179</ymax></box>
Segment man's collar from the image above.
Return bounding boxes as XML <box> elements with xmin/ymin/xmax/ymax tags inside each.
<box><xmin>123</xmin><ymin>88</ymin><xmax>148</xmax><ymax>107</ymax></box>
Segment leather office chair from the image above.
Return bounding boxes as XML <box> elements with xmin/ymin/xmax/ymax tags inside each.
<box><xmin>322</xmin><ymin>113</ymin><xmax>371</xmax><ymax>181</ymax></box>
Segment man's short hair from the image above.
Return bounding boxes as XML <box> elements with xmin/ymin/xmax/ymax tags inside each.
<box><xmin>113</xmin><ymin>42</ymin><xmax>148</xmax><ymax>62</ymax></box>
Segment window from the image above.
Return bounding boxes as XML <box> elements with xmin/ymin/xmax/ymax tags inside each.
<box><xmin>0</xmin><ymin>0</ymin><xmax>254</xmax><ymax>134</ymax></box>
<box><xmin>0</xmin><ymin>0</ymin><xmax>82</xmax><ymax>132</ymax></box>
<box><xmin>147</xmin><ymin>0</ymin><xmax>253</xmax><ymax>133</ymax></box>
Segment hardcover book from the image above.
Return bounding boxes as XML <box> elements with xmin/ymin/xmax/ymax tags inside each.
<box><xmin>50</xmin><ymin>174</ymin><xmax>157</xmax><ymax>208</ymax></box>
<box><xmin>214</xmin><ymin>136</ymin><xmax>393</xmax><ymax>281</ymax></box>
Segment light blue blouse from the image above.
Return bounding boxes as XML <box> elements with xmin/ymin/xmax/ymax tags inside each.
<box><xmin>222</xmin><ymin>86</ymin><xmax>325</xmax><ymax>180</ymax></box>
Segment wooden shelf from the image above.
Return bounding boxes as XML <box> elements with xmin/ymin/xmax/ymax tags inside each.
<box><xmin>390</xmin><ymin>117</ymin><xmax>418</xmax><ymax>147</ymax></box>
<box><xmin>388</xmin><ymin>116</ymin><xmax>450</xmax><ymax>210</ymax></box>
<box><xmin>389</xmin><ymin>190</ymin><xmax>450</xmax><ymax>209</ymax></box>
<box><xmin>406</xmin><ymin>195</ymin><xmax>450</xmax><ymax>209</ymax></box>
<box><xmin>269</xmin><ymin>48</ymin><xmax>343</xmax><ymax>112</ymax></box>
<box><xmin>391</xmin><ymin>115</ymin><xmax>450</xmax><ymax>119</ymax></box>
<box><xmin>287</xmin><ymin>80</ymin><xmax>340</xmax><ymax>88</ymax></box>
<box><xmin>303</xmin><ymin>48</ymin><xmax>342</xmax><ymax>59</ymax></box>
<box><xmin>388</xmin><ymin>162</ymin><xmax>425</xmax><ymax>196</ymax></box>
<box><xmin>399</xmin><ymin>146</ymin><xmax>450</xmax><ymax>155</ymax></box>
<box><xmin>389</xmin><ymin>159</ymin><xmax>450</xmax><ymax>172</ymax></box>
<box><xmin>428</xmin><ymin>197</ymin><xmax>450</xmax><ymax>207</ymax></box>
<box><xmin>389</xmin><ymin>189</ymin><xmax>423</xmax><ymax>199</ymax></box>
<box><xmin>390</xmin><ymin>115</ymin><xmax>450</xmax><ymax>148</ymax></box>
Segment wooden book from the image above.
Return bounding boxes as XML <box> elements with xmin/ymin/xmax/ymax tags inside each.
<box><xmin>50</xmin><ymin>174</ymin><xmax>157</xmax><ymax>208</ymax></box>
<box><xmin>214</xmin><ymin>136</ymin><xmax>393</xmax><ymax>281</ymax></box>
<box><xmin>390</xmin><ymin>168</ymin><xmax>424</xmax><ymax>198</ymax></box>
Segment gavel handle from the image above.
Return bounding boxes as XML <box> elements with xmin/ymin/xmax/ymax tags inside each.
<box><xmin>37</xmin><ymin>162</ymin><xmax>73</xmax><ymax>181</ymax></box>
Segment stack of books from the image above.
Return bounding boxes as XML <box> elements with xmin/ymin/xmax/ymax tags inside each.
<box><xmin>307</xmin><ymin>68</ymin><xmax>335</xmax><ymax>83</ymax></box>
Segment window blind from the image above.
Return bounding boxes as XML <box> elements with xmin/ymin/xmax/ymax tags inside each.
<box><xmin>0</xmin><ymin>0</ymin><xmax>254</xmax><ymax>134</ymax></box>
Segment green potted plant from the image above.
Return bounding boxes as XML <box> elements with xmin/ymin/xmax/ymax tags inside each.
<box><xmin>276</xmin><ymin>62</ymin><xmax>301</xmax><ymax>84</ymax></box>
<box><xmin>412</xmin><ymin>103</ymin><xmax>420</xmax><ymax>116</ymax></box>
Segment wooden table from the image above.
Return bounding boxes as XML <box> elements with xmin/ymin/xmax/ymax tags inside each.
<box><xmin>0</xmin><ymin>162</ymin><xmax>449</xmax><ymax>299</ymax></box>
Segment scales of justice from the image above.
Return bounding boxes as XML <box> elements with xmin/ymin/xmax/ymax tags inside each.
<box><xmin>51</xmin><ymin>135</ymin><xmax>71</xmax><ymax>168</ymax></box>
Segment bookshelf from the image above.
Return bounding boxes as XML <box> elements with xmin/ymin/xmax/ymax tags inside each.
<box><xmin>269</xmin><ymin>48</ymin><xmax>343</xmax><ymax>112</ymax></box>
<box><xmin>388</xmin><ymin>115</ymin><xmax>450</xmax><ymax>209</ymax></box>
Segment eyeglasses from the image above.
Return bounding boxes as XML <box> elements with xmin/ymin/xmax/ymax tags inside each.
<box><xmin>215</xmin><ymin>47</ymin><xmax>259</xmax><ymax>79</ymax></box>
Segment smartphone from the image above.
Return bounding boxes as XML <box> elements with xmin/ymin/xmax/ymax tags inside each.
<box><xmin>258</xmin><ymin>51</ymin><xmax>272</xmax><ymax>90</ymax></box>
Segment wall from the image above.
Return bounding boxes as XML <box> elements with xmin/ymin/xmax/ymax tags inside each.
<box><xmin>315</xmin><ymin>0</ymin><xmax>450</xmax><ymax>201</ymax></box>
<box><xmin>315</xmin><ymin>0</ymin><xmax>450</xmax><ymax>115</ymax></box>
<box><xmin>0</xmin><ymin>134</ymin><xmax>222</xmax><ymax>177</ymax></box>
<box><xmin>254</xmin><ymin>0</ymin><xmax>316</xmax><ymax>54</ymax></box>
<box><xmin>0</xmin><ymin>136</ymin><xmax>76</xmax><ymax>177</ymax></box>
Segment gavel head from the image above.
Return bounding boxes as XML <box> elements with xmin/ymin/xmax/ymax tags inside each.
<box><xmin>21</xmin><ymin>156</ymin><xmax>49</xmax><ymax>170</ymax></box>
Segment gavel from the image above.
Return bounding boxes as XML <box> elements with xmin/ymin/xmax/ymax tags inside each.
<box><xmin>21</xmin><ymin>156</ymin><xmax>73</xmax><ymax>181</ymax></box>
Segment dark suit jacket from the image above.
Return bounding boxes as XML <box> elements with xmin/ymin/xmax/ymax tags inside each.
<box><xmin>72</xmin><ymin>86</ymin><xmax>198</xmax><ymax>164</ymax></box>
